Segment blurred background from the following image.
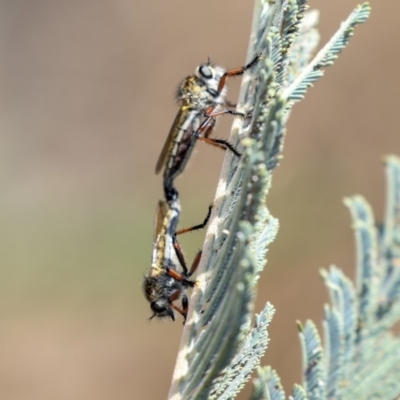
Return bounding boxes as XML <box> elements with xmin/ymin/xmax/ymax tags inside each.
<box><xmin>0</xmin><ymin>0</ymin><xmax>397</xmax><ymax>399</ymax></box>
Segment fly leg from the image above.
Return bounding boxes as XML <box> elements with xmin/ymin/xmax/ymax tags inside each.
<box><xmin>195</xmin><ymin>112</ymin><xmax>242</xmax><ymax>157</ymax></box>
<box><xmin>168</xmin><ymin>290</ymin><xmax>188</xmax><ymax>321</ymax></box>
<box><xmin>217</xmin><ymin>53</ymin><xmax>262</xmax><ymax>92</ymax></box>
<box><xmin>171</xmin><ymin>207</ymin><xmax>211</xmax><ymax>323</ymax></box>
<box><xmin>172</xmin><ymin>204</ymin><xmax>212</xmax><ymax>276</ymax></box>
<box><xmin>178</xmin><ymin>251</ymin><xmax>202</xmax><ymax>324</ymax></box>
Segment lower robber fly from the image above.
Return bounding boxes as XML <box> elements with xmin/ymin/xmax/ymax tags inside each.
<box><xmin>155</xmin><ymin>54</ymin><xmax>261</xmax><ymax>201</ymax></box>
<box><xmin>143</xmin><ymin>198</ymin><xmax>212</xmax><ymax>322</ymax></box>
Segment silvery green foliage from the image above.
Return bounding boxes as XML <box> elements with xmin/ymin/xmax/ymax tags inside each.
<box><xmin>249</xmin><ymin>366</ymin><xmax>286</xmax><ymax>400</ymax></box>
<box><xmin>209</xmin><ymin>303</ymin><xmax>275</xmax><ymax>400</ymax></box>
<box><xmin>297</xmin><ymin>321</ymin><xmax>324</xmax><ymax>399</ymax></box>
<box><xmin>168</xmin><ymin>1</ymin><xmax>370</xmax><ymax>399</ymax></box>
<box><xmin>291</xmin><ymin>156</ymin><xmax>400</xmax><ymax>400</ymax></box>
<box><xmin>251</xmin><ymin>156</ymin><xmax>400</xmax><ymax>399</ymax></box>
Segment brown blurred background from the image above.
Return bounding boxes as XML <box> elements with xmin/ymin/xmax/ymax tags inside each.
<box><xmin>0</xmin><ymin>0</ymin><xmax>397</xmax><ymax>399</ymax></box>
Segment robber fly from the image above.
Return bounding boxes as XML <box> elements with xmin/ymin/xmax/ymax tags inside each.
<box><xmin>155</xmin><ymin>54</ymin><xmax>261</xmax><ymax>201</ymax></box>
<box><xmin>143</xmin><ymin>198</ymin><xmax>212</xmax><ymax>322</ymax></box>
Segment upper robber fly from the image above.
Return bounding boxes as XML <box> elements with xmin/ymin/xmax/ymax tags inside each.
<box><xmin>143</xmin><ymin>197</ymin><xmax>212</xmax><ymax>322</ymax></box>
<box><xmin>155</xmin><ymin>54</ymin><xmax>261</xmax><ymax>201</ymax></box>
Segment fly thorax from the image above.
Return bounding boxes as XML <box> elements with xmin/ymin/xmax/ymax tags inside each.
<box><xmin>176</xmin><ymin>76</ymin><xmax>202</xmax><ymax>104</ymax></box>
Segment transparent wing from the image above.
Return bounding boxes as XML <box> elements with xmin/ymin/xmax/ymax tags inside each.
<box><xmin>155</xmin><ymin>109</ymin><xmax>186</xmax><ymax>174</ymax></box>
<box><xmin>153</xmin><ymin>200</ymin><xmax>168</xmax><ymax>243</ymax></box>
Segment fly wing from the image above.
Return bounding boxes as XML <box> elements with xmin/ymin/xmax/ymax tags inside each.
<box><xmin>150</xmin><ymin>200</ymin><xmax>169</xmax><ymax>266</ymax></box>
<box><xmin>153</xmin><ymin>200</ymin><xmax>168</xmax><ymax>242</ymax></box>
<box><xmin>155</xmin><ymin>108</ymin><xmax>187</xmax><ymax>174</ymax></box>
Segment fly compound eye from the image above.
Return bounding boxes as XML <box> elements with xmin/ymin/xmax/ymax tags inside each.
<box><xmin>198</xmin><ymin>65</ymin><xmax>213</xmax><ymax>79</ymax></box>
<box><xmin>150</xmin><ymin>301</ymin><xmax>166</xmax><ymax>314</ymax></box>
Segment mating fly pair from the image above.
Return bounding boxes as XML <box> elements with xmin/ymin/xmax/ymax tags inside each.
<box><xmin>143</xmin><ymin>55</ymin><xmax>260</xmax><ymax>322</ymax></box>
